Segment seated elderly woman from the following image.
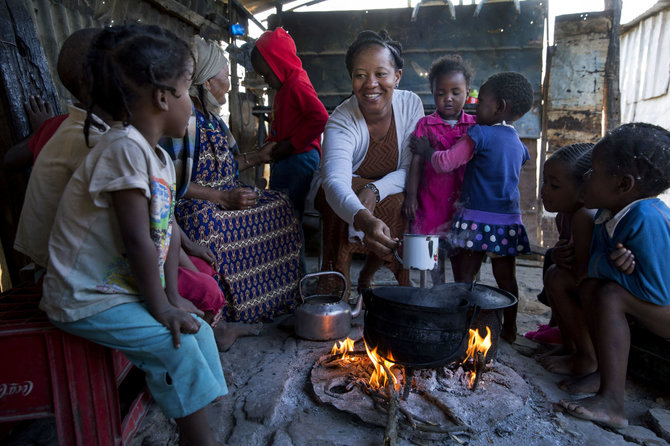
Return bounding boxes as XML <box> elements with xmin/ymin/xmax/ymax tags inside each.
<box><xmin>314</xmin><ymin>30</ymin><xmax>424</xmax><ymax>290</ymax></box>
<box><xmin>164</xmin><ymin>36</ymin><xmax>303</xmax><ymax>323</ymax></box>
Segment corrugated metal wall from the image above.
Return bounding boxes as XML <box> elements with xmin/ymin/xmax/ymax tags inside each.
<box><xmin>620</xmin><ymin>5</ymin><xmax>670</xmax><ymax>129</ymax></box>
<box><xmin>26</xmin><ymin>0</ymin><xmax>211</xmax><ymax>110</ymax></box>
<box><xmin>282</xmin><ymin>1</ymin><xmax>545</xmax><ymax>139</ymax></box>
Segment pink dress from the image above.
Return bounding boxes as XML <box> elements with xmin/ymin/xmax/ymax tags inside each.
<box><xmin>412</xmin><ymin>111</ymin><xmax>476</xmax><ymax>236</ymax></box>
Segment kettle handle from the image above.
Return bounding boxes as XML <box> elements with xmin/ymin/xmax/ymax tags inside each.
<box><xmin>298</xmin><ymin>271</ymin><xmax>349</xmax><ymax>303</ymax></box>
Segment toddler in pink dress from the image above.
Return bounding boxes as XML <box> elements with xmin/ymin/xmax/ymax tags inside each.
<box><xmin>403</xmin><ymin>55</ymin><xmax>475</xmax><ymax>283</ymax></box>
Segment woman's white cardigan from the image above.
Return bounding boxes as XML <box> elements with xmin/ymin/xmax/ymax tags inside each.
<box><xmin>313</xmin><ymin>89</ymin><xmax>424</xmax><ymax>240</ymax></box>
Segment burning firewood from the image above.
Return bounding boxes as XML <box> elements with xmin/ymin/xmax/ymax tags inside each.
<box><xmin>382</xmin><ymin>362</ymin><xmax>400</xmax><ymax>446</ymax></box>
<box><xmin>471</xmin><ymin>350</ymin><xmax>487</xmax><ymax>391</ymax></box>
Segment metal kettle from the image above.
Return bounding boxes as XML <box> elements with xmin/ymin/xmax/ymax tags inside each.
<box><xmin>294</xmin><ymin>271</ymin><xmax>362</xmax><ymax>341</ymax></box>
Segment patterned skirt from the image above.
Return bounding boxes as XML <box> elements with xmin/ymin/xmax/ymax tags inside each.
<box><xmin>450</xmin><ymin>208</ymin><xmax>531</xmax><ymax>256</ymax></box>
<box><xmin>176</xmin><ymin>189</ymin><xmax>302</xmax><ymax>323</ymax></box>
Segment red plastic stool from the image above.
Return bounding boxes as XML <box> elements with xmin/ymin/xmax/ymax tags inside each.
<box><xmin>0</xmin><ymin>286</ymin><xmax>151</xmax><ymax>445</ymax></box>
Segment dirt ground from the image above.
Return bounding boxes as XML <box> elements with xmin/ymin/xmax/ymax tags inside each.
<box><xmin>4</xmin><ymin>254</ymin><xmax>670</xmax><ymax>446</ymax></box>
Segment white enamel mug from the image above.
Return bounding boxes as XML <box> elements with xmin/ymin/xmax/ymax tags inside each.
<box><xmin>394</xmin><ymin>234</ymin><xmax>439</xmax><ymax>270</ymax></box>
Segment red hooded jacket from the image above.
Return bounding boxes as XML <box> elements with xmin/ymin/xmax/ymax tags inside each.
<box><xmin>255</xmin><ymin>27</ymin><xmax>328</xmax><ymax>156</ymax></box>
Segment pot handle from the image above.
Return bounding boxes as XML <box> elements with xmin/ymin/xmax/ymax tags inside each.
<box><xmin>393</xmin><ymin>239</ymin><xmax>403</xmax><ymax>264</ymax></box>
<box><xmin>298</xmin><ymin>271</ymin><xmax>349</xmax><ymax>303</ymax></box>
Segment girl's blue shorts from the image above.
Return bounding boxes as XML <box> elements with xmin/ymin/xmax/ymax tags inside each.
<box><xmin>51</xmin><ymin>302</ymin><xmax>227</xmax><ymax>418</ymax></box>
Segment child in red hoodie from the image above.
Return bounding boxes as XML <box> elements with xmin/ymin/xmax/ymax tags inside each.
<box><xmin>252</xmin><ymin>27</ymin><xmax>329</xmax><ymax>271</ymax></box>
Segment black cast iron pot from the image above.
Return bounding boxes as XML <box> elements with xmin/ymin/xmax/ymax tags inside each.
<box><xmin>363</xmin><ymin>283</ymin><xmax>518</xmax><ymax>368</ymax></box>
<box><xmin>363</xmin><ymin>286</ymin><xmax>476</xmax><ymax>368</ymax></box>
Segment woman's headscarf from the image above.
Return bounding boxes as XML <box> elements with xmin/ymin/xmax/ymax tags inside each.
<box><xmin>190</xmin><ymin>35</ymin><xmax>228</xmax><ymax>113</ymax></box>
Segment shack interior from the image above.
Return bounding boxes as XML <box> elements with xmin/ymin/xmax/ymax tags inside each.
<box><xmin>1</xmin><ymin>0</ymin><xmax>670</xmax><ymax>445</ymax></box>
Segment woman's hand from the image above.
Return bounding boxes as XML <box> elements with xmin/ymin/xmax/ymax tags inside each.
<box><xmin>353</xmin><ymin>209</ymin><xmax>399</xmax><ymax>257</ymax></box>
<box><xmin>402</xmin><ymin>194</ymin><xmax>418</xmax><ymax>221</ymax></box>
<box><xmin>357</xmin><ymin>186</ymin><xmax>377</xmax><ymax>214</ymax></box>
<box><xmin>410</xmin><ymin>135</ymin><xmax>434</xmax><ymax>159</ymax></box>
<box><xmin>239</xmin><ymin>142</ymin><xmax>276</xmax><ymax>171</ymax></box>
<box><xmin>152</xmin><ymin>305</ymin><xmax>201</xmax><ymax>349</ymax></box>
<box><xmin>610</xmin><ymin>242</ymin><xmax>635</xmax><ymax>275</ymax></box>
<box><xmin>215</xmin><ymin>187</ymin><xmax>258</xmax><ymax>210</ymax></box>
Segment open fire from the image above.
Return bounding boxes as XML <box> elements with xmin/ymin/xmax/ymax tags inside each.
<box><xmin>312</xmin><ymin>325</ymin><xmax>530</xmax><ymax>446</ymax></box>
<box><xmin>324</xmin><ymin>329</ymin><xmax>494</xmax><ymax>444</ymax></box>
<box><xmin>462</xmin><ymin>327</ymin><xmax>493</xmax><ymax>389</ymax></box>
<box><xmin>331</xmin><ymin>337</ymin><xmax>400</xmax><ymax>391</ymax></box>
<box><xmin>332</xmin><ymin>326</ymin><xmax>492</xmax><ymax>393</ymax></box>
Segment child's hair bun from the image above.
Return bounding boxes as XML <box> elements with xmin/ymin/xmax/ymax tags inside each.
<box><xmin>345</xmin><ymin>29</ymin><xmax>403</xmax><ymax>76</ymax></box>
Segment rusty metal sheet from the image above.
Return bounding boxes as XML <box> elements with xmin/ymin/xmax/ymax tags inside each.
<box><xmin>545</xmin><ymin>12</ymin><xmax>610</xmax><ymax>148</ymax></box>
<box><xmin>620</xmin><ymin>5</ymin><xmax>670</xmax><ymax>127</ymax></box>
<box><xmin>282</xmin><ymin>0</ymin><xmax>546</xmax><ymax>138</ymax></box>
<box><xmin>26</xmin><ymin>0</ymin><xmax>224</xmax><ymax>111</ymax></box>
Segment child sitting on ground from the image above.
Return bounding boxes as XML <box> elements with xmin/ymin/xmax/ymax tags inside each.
<box><xmin>39</xmin><ymin>24</ymin><xmax>225</xmax><ymax>445</ymax></box>
<box><xmin>402</xmin><ymin>54</ymin><xmax>476</xmax><ymax>285</ymax></box>
<box><xmin>559</xmin><ymin>123</ymin><xmax>670</xmax><ymax>429</ymax></box>
<box><xmin>412</xmin><ymin>71</ymin><xmax>534</xmax><ymax>342</ymax></box>
<box><xmin>528</xmin><ymin>144</ymin><xmax>596</xmax><ymax>373</ymax></box>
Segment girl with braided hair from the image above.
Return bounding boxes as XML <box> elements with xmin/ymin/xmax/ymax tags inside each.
<box><xmin>526</xmin><ymin>144</ymin><xmax>597</xmax><ymax>375</ymax></box>
<box><xmin>41</xmin><ymin>24</ymin><xmax>226</xmax><ymax>445</ymax></box>
<box><xmin>559</xmin><ymin>123</ymin><xmax>670</xmax><ymax>429</ymax></box>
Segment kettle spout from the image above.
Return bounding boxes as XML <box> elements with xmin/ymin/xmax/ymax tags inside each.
<box><xmin>350</xmin><ymin>293</ymin><xmax>363</xmax><ymax>318</ymax></box>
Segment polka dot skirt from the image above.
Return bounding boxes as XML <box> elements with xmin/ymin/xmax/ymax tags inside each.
<box><xmin>450</xmin><ymin>214</ymin><xmax>531</xmax><ymax>256</ymax></box>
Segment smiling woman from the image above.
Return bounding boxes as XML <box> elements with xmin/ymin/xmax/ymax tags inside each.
<box><xmin>311</xmin><ymin>30</ymin><xmax>424</xmax><ymax>292</ymax></box>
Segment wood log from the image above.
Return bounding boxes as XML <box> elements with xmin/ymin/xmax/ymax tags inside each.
<box><xmin>382</xmin><ymin>362</ymin><xmax>400</xmax><ymax>446</ymax></box>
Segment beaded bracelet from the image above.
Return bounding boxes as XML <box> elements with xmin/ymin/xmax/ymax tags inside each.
<box><xmin>363</xmin><ymin>183</ymin><xmax>380</xmax><ymax>203</ymax></box>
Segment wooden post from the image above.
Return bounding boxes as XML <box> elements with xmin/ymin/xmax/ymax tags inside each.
<box><xmin>603</xmin><ymin>0</ymin><xmax>622</xmax><ymax>132</ymax></box>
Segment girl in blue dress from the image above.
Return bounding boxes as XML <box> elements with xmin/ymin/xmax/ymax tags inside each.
<box><xmin>412</xmin><ymin>71</ymin><xmax>534</xmax><ymax>342</ymax></box>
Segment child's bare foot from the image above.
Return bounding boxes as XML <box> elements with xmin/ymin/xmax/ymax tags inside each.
<box><xmin>559</xmin><ymin>394</ymin><xmax>628</xmax><ymax>428</ymax></box>
<box><xmin>214</xmin><ymin>322</ymin><xmax>263</xmax><ymax>352</ymax></box>
<box><xmin>541</xmin><ymin>354</ymin><xmax>597</xmax><ymax>376</ymax></box>
<box><xmin>558</xmin><ymin>371</ymin><xmax>600</xmax><ymax>395</ymax></box>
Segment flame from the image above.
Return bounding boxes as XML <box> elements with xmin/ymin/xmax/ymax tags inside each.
<box><xmin>329</xmin><ymin>337</ymin><xmax>400</xmax><ymax>391</ymax></box>
<box><xmin>364</xmin><ymin>341</ymin><xmax>400</xmax><ymax>391</ymax></box>
<box><xmin>462</xmin><ymin>326</ymin><xmax>492</xmax><ymax>387</ymax></box>
<box><xmin>331</xmin><ymin>337</ymin><xmax>356</xmax><ymax>360</ymax></box>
